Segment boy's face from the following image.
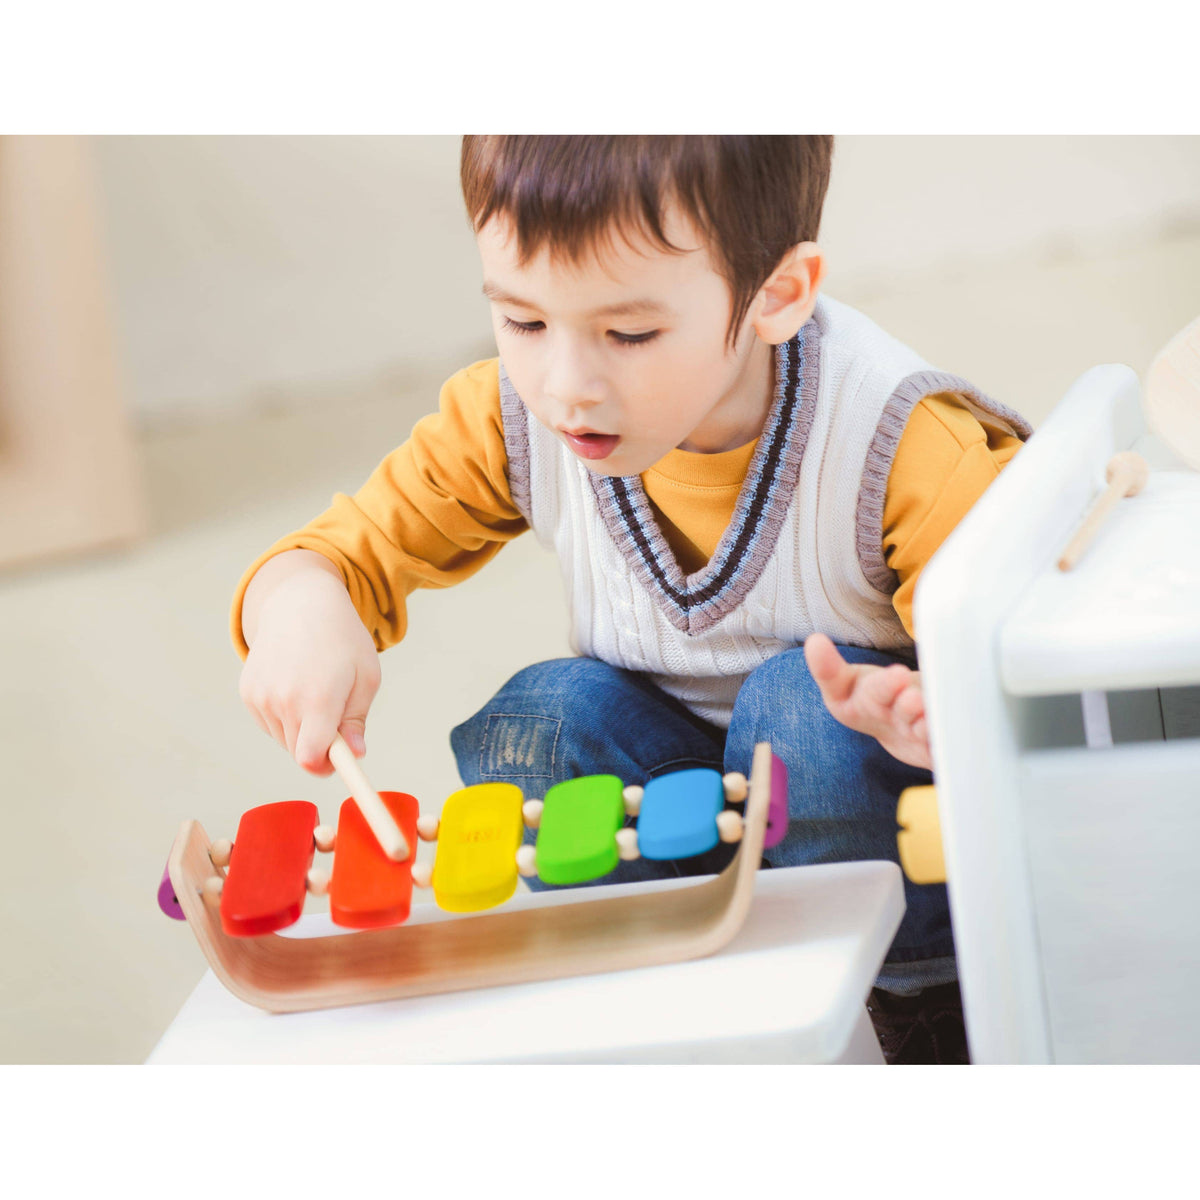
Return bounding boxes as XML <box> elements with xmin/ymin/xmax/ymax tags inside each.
<box><xmin>476</xmin><ymin>207</ymin><xmax>775</xmax><ymax>476</ymax></box>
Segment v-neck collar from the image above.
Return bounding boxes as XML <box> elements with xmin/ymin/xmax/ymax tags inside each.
<box><xmin>588</xmin><ymin>319</ymin><xmax>821</xmax><ymax>635</ymax></box>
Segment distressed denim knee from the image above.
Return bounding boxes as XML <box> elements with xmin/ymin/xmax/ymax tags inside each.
<box><xmin>451</xmin><ymin>656</ymin><xmax>725</xmax><ymax>793</ymax></box>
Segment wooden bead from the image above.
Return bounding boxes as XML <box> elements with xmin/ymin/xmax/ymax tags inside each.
<box><xmin>722</xmin><ymin>773</ymin><xmax>748</xmax><ymax>804</ymax></box>
<box><xmin>716</xmin><ymin>810</ymin><xmax>744</xmax><ymax>844</ymax></box>
<box><xmin>615</xmin><ymin>827</ymin><xmax>641</xmax><ymax>861</ymax></box>
<box><xmin>209</xmin><ymin>838</ymin><xmax>233</xmax><ymax>869</ymax></box>
<box><xmin>516</xmin><ymin>845</ymin><xmax>539</xmax><ymax>877</ymax></box>
<box><xmin>522</xmin><ymin>800</ymin><xmax>545</xmax><ymax>829</ymax></box>
<box><xmin>410</xmin><ymin>861</ymin><xmax>433</xmax><ymax>888</ymax></box>
<box><xmin>622</xmin><ymin>785</ymin><xmax>643</xmax><ymax>816</ymax></box>
<box><xmin>416</xmin><ymin>814</ymin><xmax>440</xmax><ymax>842</ymax></box>
<box><xmin>202</xmin><ymin>875</ymin><xmax>224</xmax><ymax>905</ymax></box>
<box><xmin>306</xmin><ymin>867</ymin><xmax>331</xmax><ymax>895</ymax></box>
<box><xmin>313</xmin><ymin>825</ymin><xmax>336</xmax><ymax>853</ymax></box>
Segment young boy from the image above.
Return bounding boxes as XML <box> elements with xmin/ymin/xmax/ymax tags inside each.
<box><xmin>232</xmin><ymin>136</ymin><xmax>1030</xmax><ymax>1063</ymax></box>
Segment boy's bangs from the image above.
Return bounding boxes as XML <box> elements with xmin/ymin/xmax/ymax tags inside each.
<box><xmin>461</xmin><ymin>135</ymin><xmax>703</xmax><ymax>269</ymax></box>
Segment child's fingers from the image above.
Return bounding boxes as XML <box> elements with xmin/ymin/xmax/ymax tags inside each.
<box><xmin>855</xmin><ymin>663</ymin><xmax>910</xmax><ymax>716</ymax></box>
<box><xmin>264</xmin><ymin>713</ymin><xmax>286</xmax><ymax>750</ymax></box>
<box><xmin>247</xmin><ymin>701</ymin><xmax>285</xmax><ymax>751</ymax></box>
<box><xmin>804</xmin><ymin>633</ymin><xmax>856</xmax><ymax>705</ymax></box>
<box><xmin>243</xmin><ymin>702</ymin><xmax>274</xmax><ymax>741</ymax></box>
<box><xmin>339</xmin><ymin>661</ymin><xmax>381</xmax><ymax>757</ymax></box>
<box><xmin>239</xmin><ymin>673</ymin><xmax>278</xmax><ymax>741</ymax></box>
<box><xmin>294</xmin><ymin>711</ymin><xmax>340</xmax><ymax>776</ymax></box>
<box><xmin>338</xmin><ymin>718</ymin><xmax>367</xmax><ymax>757</ymax></box>
<box><xmin>281</xmin><ymin>712</ymin><xmax>301</xmax><ymax>760</ymax></box>
<box><xmin>893</xmin><ymin>684</ymin><xmax>925</xmax><ymax>724</ymax></box>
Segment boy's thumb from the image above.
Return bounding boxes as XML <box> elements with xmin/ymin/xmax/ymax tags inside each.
<box><xmin>338</xmin><ymin>716</ymin><xmax>367</xmax><ymax>758</ymax></box>
<box><xmin>340</xmin><ymin>662</ymin><xmax>379</xmax><ymax>759</ymax></box>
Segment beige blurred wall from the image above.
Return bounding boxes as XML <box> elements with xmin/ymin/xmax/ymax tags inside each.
<box><xmin>91</xmin><ymin>135</ymin><xmax>1200</xmax><ymax>425</ymax></box>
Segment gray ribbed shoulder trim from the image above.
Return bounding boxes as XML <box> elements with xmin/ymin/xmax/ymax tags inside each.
<box><xmin>856</xmin><ymin>371</ymin><xmax>1034</xmax><ymax>594</ymax></box>
<box><xmin>498</xmin><ymin>363</ymin><xmax>533</xmax><ymax>524</ymax></box>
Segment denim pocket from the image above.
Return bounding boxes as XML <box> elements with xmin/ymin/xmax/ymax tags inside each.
<box><xmin>479</xmin><ymin>713</ymin><xmax>561</xmax><ymax>782</ymax></box>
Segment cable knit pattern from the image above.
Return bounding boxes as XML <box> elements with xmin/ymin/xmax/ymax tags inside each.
<box><xmin>497</xmin><ymin>296</ymin><xmax>1027</xmax><ymax>728</ymax></box>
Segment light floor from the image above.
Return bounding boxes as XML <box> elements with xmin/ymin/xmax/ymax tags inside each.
<box><xmin>3</xmin><ymin>231</ymin><xmax>1198</xmax><ymax>1063</ymax></box>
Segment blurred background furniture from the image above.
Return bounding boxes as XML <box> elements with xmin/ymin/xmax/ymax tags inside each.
<box><xmin>0</xmin><ymin>136</ymin><xmax>144</xmax><ymax>569</ymax></box>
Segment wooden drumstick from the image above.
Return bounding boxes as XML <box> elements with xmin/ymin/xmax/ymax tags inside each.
<box><xmin>1057</xmin><ymin>450</ymin><xmax>1150</xmax><ymax>571</ymax></box>
<box><xmin>326</xmin><ymin>733</ymin><xmax>411</xmax><ymax>862</ymax></box>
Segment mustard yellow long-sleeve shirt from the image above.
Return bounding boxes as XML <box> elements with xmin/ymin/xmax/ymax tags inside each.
<box><xmin>231</xmin><ymin>358</ymin><xmax>1022</xmax><ymax>658</ymax></box>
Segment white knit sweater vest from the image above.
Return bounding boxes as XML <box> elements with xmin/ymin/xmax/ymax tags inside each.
<box><xmin>500</xmin><ymin>296</ymin><xmax>1030</xmax><ymax>728</ymax></box>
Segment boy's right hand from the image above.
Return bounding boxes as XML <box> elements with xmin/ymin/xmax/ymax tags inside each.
<box><xmin>238</xmin><ymin>566</ymin><xmax>382</xmax><ymax>776</ymax></box>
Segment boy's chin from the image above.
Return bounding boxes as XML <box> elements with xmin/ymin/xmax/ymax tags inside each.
<box><xmin>578</xmin><ymin>458</ymin><xmax>628</xmax><ymax>478</ymax></box>
<box><xmin>577</xmin><ymin>450</ymin><xmax>655</xmax><ymax>478</ymax></box>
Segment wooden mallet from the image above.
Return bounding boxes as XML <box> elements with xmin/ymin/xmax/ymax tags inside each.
<box><xmin>1057</xmin><ymin>450</ymin><xmax>1149</xmax><ymax>571</ymax></box>
<box><xmin>1056</xmin><ymin>313</ymin><xmax>1200</xmax><ymax>571</ymax></box>
<box><xmin>327</xmin><ymin>733</ymin><xmax>411</xmax><ymax>862</ymax></box>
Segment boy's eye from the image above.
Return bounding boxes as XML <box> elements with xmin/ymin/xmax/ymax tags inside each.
<box><xmin>609</xmin><ymin>330</ymin><xmax>660</xmax><ymax>346</ymax></box>
<box><xmin>500</xmin><ymin>316</ymin><xmax>659</xmax><ymax>346</ymax></box>
<box><xmin>501</xmin><ymin>316</ymin><xmax>544</xmax><ymax>335</ymax></box>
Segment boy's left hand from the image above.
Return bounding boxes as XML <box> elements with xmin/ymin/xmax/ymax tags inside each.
<box><xmin>803</xmin><ymin>633</ymin><xmax>932</xmax><ymax>770</ymax></box>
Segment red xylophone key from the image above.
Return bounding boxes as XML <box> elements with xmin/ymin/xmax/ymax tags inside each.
<box><xmin>220</xmin><ymin>801</ymin><xmax>319</xmax><ymax>937</ymax></box>
<box><xmin>329</xmin><ymin>791</ymin><xmax>420</xmax><ymax>929</ymax></box>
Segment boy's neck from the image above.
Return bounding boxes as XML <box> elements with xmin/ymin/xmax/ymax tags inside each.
<box><xmin>676</xmin><ymin>337</ymin><xmax>775</xmax><ymax>455</ymax></box>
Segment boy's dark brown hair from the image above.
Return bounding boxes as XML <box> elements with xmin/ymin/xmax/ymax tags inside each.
<box><xmin>461</xmin><ymin>135</ymin><xmax>835</xmax><ymax>348</ymax></box>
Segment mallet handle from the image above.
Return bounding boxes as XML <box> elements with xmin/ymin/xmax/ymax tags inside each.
<box><xmin>1057</xmin><ymin>451</ymin><xmax>1149</xmax><ymax>571</ymax></box>
<box><xmin>327</xmin><ymin>734</ymin><xmax>411</xmax><ymax>862</ymax></box>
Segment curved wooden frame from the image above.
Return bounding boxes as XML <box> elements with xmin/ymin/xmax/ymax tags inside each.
<box><xmin>167</xmin><ymin>743</ymin><xmax>777</xmax><ymax>1013</ymax></box>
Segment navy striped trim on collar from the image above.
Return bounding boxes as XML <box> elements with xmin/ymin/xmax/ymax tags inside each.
<box><xmin>590</xmin><ymin>321</ymin><xmax>821</xmax><ymax>635</ymax></box>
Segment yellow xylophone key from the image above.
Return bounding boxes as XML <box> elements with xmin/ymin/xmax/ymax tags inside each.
<box><xmin>432</xmin><ymin>782</ymin><xmax>525</xmax><ymax>912</ymax></box>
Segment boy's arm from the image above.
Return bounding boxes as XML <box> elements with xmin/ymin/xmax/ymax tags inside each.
<box><xmin>230</xmin><ymin>358</ymin><xmax>527</xmax><ymax>660</ymax></box>
<box><xmin>240</xmin><ymin>548</ymin><xmax>345</xmax><ymax>649</ymax></box>
<box><xmin>808</xmin><ymin>393</ymin><xmax>1024</xmax><ymax>768</ymax></box>
<box><xmin>884</xmin><ymin>393</ymin><xmax>1023</xmax><ymax>639</ymax></box>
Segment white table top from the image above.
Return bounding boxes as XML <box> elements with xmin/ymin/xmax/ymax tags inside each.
<box><xmin>148</xmin><ymin>861</ymin><xmax>904</xmax><ymax>1065</ymax></box>
<box><xmin>1001</xmin><ymin>469</ymin><xmax>1200</xmax><ymax>695</ymax></box>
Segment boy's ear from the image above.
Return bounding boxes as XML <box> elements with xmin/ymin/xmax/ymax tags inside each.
<box><xmin>750</xmin><ymin>242</ymin><xmax>826</xmax><ymax>345</ymax></box>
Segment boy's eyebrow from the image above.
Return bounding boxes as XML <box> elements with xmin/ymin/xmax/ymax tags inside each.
<box><xmin>481</xmin><ymin>281</ymin><xmax>671</xmax><ymax>318</ymax></box>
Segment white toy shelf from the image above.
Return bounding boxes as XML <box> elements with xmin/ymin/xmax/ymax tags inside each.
<box><xmin>915</xmin><ymin>364</ymin><xmax>1200</xmax><ymax>1063</ymax></box>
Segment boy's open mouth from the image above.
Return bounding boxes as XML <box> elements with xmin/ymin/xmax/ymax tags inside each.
<box><xmin>561</xmin><ymin>430</ymin><xmax>620</xmax><ymax>461</ymax></box>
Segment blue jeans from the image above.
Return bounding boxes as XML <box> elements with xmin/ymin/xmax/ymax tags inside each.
<box><xmin>450</xmin><ymin>646</ymin><xmax>956</xmax><ymax>994</ymax></box>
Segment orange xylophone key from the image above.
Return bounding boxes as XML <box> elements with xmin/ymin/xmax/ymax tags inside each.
<box><xmin>329</xmin><ymin>791</ymin><xmax>420</xmax><ymax>929</ymax></box>
<box><xmin>220</xmin><ymin>801</ymin><xmax>319</xmax><ymax>937</ymax></box>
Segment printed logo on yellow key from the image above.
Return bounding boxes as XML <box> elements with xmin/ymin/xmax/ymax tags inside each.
<box><xmin>432</xmin><ymin>783</ymin><xmax>525</xmax><ymax>912</ymax></box>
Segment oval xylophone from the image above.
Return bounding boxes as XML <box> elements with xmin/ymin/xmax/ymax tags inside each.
<box><xmin>160</xmin><ymin>742</ymin><xmax>788</xmax><ymax>1012</ymax></box>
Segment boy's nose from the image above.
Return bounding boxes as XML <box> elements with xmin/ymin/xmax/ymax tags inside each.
<box><xmin>543</xmin><ymin>345</ymin><xmax>605</xmax><ymax>411</ymax></box>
